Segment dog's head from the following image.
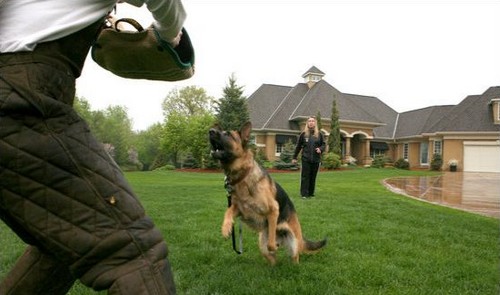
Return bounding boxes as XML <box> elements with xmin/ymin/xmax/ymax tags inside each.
<box><xmin>209</xmin><ymin>122</ymin><xmax>252</xmax><ymax>164</ymax></box>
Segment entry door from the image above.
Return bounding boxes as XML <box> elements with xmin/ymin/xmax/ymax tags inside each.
<box><xmin>420</xmin><ymin>142</ymin><xmax>429</xmax><ymax>165</ymax></box>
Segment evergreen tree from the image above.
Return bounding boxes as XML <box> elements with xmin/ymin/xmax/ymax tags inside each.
<box><xmin>328</xmin><ymin>96</ymin><xmax>342</xmax><ymax>155</ymax></box>
<box><xmin>316</xmin><ymin>111</ymin><xmax>322</xmax><ymax>132</ymax></box>
<box><xmin>215</xmin><ymin>74</ymin><xmax>250</xmax><ymax>131</ymax></box>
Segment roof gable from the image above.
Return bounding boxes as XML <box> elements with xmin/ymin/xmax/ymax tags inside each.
<box><xmin>302</xmin><ymin>66</ymin><xmax>325</xmax><ymax>77</ymax></box>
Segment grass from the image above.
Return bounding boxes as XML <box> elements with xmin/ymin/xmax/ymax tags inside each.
<box><xmin>1</xmin><ymin>168</ymin><xmax>499</xmax><ymax>294</ymax></box>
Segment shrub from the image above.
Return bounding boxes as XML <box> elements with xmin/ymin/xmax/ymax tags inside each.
<box><xmin>371</xmin><ymin>155</ymin><xmax>389</xmax><ymax>168</ymax></box>
<box><xmin>322</xmin><ymin>152</ymin><xmax>341</xmax><ymax>170</ymax></box>
<box><xmin>182</xmin><ymin>153</ymin><xmax>198</xmax><ymax>168</ymax></box>
<box><xmin>273</xmin><ymin>161</ymin><xmax>298</xmax><ymax>170</ymax></box>
<box><xmin>273</xmin><ymin>140</ymin><xmax>298</xmax><ymax>170</ymax></box>
<box><xmin>253</xmin><ymin>146</ymin><xmax>268</xmax><ymax>167</ymax></box>
<box><xmin>154</xmin><ymin>164</ymin><xmax>176</xmax><ymax>171</ymax></box>
<box><xmin>394</xmin><ymin>158</ymin><xmax>410</xmax><ymax>170</ymax></box>
<box><xmin>430</xmin><ymin>153</ymin><xmax>443</xmax><ymax>171</ymax></box>
<box><xmin>261</xmin><ymin>160</ymin><xmax>273</xmax><ymax>169</ymax></box>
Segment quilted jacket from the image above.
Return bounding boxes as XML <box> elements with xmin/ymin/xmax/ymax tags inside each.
<box><xmin>0</xmin><ymin>19</ymin><xmax>175</xmax><ymax>295</ymax></box>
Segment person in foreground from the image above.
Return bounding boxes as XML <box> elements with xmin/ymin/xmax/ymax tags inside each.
<box><xmin>292</xmin><ymin>116</ymin><xmax>326</xmax><ymax>198</ymax></box>
<box><xmin>0</xmin><ymin>1</ymin><xmax>186</xmax><ymax>294</ymax></box>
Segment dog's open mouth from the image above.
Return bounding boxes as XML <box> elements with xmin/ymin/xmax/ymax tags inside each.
<box><xmin>209</xmin><ymin>128</ymin><xmax>226</xmax><ymax>160</ymax></box>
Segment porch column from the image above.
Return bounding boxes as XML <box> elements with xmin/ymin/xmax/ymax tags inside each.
<box><xmin>364</xmin><ymin>139</ymin><xmax>371</xmax><ymax>165</ymax></box>
<box><xmin>345</xmin><ymin>137</ymin><xmax>351</xmax><ymax>157</ymax></box>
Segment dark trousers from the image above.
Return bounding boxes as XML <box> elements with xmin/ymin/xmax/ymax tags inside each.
<box><xmin>300</xmin><ymin>161</ymin><xmax>320</xmax><ymax>196</ymax></box>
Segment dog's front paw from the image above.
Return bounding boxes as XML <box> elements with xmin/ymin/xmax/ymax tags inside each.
<box><xmin>221</xmin><ymin>220</ymin><xmax>233</xmax><ymax>238</ymax></box>
<box><xmin>267</xmin><ymin>242</ymin><xmax>277</xmax><ymax>252</ymax></box>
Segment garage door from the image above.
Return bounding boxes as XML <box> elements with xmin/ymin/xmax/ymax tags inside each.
<box><xmin>463</xmin><ymin>141</ymin><xmax>500</xmax><ymax>173</ymax></box>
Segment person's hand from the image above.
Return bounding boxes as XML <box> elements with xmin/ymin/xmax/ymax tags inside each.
<box><xmin>315</xmin><ymin>147</ymin><xmax>321</xmax><ymax>154</ymax></box>
<box><xmin>168</xmin><ymin>30</ymin><xmax>183</xmax><ymax>48</ymax></box>
<box><xmin>292</xmin><ymin>159</ymin><xmax>297</xmax><ymax>164</ymax></box>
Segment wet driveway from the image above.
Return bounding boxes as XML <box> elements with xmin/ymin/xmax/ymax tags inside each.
<box><xmin>383</xmin><ymin>172</ymin><xmax>500</xmax><ymax>218</ymax></box>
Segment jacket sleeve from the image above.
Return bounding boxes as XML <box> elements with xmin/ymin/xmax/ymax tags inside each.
<box><xmin>125</xmin><ymin>0</ymin><xmax>186</xmax><ymax>42</ymax></box>
<box><xmin>293</xmin><ymin>133</ymin><xmax>304</xmax><ymax>160</ymax></box>
<box><xmin>319</xmin><ymin>133</ymin><xmax>326</xmax><ymax>153</ymax></box>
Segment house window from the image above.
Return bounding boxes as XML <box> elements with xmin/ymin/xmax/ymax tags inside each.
<box><xmin>370</xmin><ymin>142</ymin><xmax>389</xmax><ymax>158</ymax></box>
<box><xmin>275</xmin><ymin>143</ymin><xmax>284</xmax><ymax>156</ymax></box>
<box><xmin>403</xmin><ymin>143</ymin><xmax>409</xmax><ymax>160</ymax></box>
<box><xmin>433</xmin><ymin>140</ymin><xmax>442</xmax><ymax>155</ymax></box>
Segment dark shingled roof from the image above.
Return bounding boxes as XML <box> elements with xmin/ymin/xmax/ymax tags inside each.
<box><xmin>248</xmin><ymin>80</ymin><xmax>397</xmax><ymax>139</ymax></box>
<box><xmin>395</xmin><ymin>105</ymin><xmax>455</xmax><ymax>138</ymax></box>
<box><xmin>429</xmin><ymin>86</ymin><xmax>500</xmax><ymax>132</ymax></box>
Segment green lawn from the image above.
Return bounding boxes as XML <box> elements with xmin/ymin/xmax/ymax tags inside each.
<box><xmin>1</xmin><ymin>168</ymin><xmax>499</xmax><ymax>294</ymax></box>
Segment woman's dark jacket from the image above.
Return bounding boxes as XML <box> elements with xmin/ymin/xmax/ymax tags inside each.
<box><xmin>293</xmin><ymin>130</ymin><xmax>326</xmax><ymax>163</ymax></box>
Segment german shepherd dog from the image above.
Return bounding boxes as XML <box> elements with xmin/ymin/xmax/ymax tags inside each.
<box><xmin>209</xmin><ymin>122</ymin><xmax>327</xmax><ymax>265</ymax></box>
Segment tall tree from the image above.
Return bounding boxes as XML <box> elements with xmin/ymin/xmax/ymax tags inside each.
<box><xmin>186</xmin><ymin>112</ymin><xmax>216</xmax><ymax>168</ymax></box>
<box><xmin>134</xmin><ymin>123</ymin><xmax>164</xmax><ymax>170</ymax></box>
<box><xmin>74</xmin><ymin>96</ymin><xmax>134</xmax><ymax>166</ymax></box>
<box><xmin>162</xmin><ymin>111</ymin><xmax>189</xmax><ymax>167</ymax></box>
<box><xmin>161</xmin><ymin>85</ymin><xmax>216</xmax><ymax>167</ymax></box>
<box><xmin>328</xmin><ymin>96</ymin><xmax>342</xmax><ymax>155</ymax></box>
<box><xmin>99</xmin><ymin>105</ymin><xmax>134</xmax><ymax>165</ymax></box>
<box><xmin>162</xmin><ymin>86</ymin><xmax>214</xmax><ymax>117</ymax></box>
<box><xmin>316</xmin><ymin>110</ymin><xmax>322</xmax><ymax>131</ymax></box>
<box><xmin>215</xmin><ymin>74</ymin><xmax>250</xmax><ymax>130</ymax></box>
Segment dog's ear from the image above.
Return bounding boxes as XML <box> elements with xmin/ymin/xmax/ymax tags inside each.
<box><xmin>211</xmin><ymin>123</ymin><xmax>222</xmax><ymax>131</ymax></box>
<box><xmin>240</xmin><ymin>121</ymin><xmax>252</xmax><ymax>147</ymax></box>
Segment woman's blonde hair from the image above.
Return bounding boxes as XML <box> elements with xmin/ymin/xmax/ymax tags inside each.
<box><xmin>303</xmin><ymin>116</ymin><xmax>320</xmax><ymax>138</ymax></box>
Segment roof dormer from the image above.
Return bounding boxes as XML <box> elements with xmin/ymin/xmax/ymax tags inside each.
<box><xmin>491</xmin><ymin>98</ymin><xmax>500</xmax><ymax>124</ymax></box>
<box><xmin>302</xmin><ymin>66</ymin><xmax>325</xmax><ymax>88</ymax></box>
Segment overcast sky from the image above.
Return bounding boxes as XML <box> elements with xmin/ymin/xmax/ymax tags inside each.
<box><xmin>76</xmin><ymin>0</ymin><xmax>500</xmax><ymax>131</ymax></box>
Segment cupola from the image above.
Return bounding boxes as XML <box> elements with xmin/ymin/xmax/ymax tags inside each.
<box><xmin>302</xmin><ymin>66</ymin><xmax>325</xmax><ymax>88</ymax></box>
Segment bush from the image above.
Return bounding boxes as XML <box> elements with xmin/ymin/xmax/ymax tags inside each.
<box><xmin>273</xmin><ymin>161</ymin><xmax>299</xmax><ymax>170</ymax></box>
<box><xmin>394</xmin><ymin>158</ymin><xmax>410</xmax><ymax>170</ymax></box>
<box><xmin>430</xmin><ymin>153</ymin><xmax>443</xmax><ymax>171</ymax></box>
<box><xmin>182</xmin><ymin>153</ymin><xmax>198</xmax><ymax>168</ymax></box>
<box><xmin>154</xmin><ymin>164</ymin><xmax>176</xmax><ymax>171</ymax></box>
<box><xmin>322</xmin><ymin>152</ymin><xmax>341</xmax><ymax>170</ymax></box>
<box><xmin>273</xmin><ymin>140</ymin><xmax>298</xmax><ymax>170</ymax></box>
<box><xmin>372</xmin><ymin>155</ymin><xmax>389</xmax><ymax>168</ymax></box>
<box><xmin>253</xmin><ymin>146</ymin><xmax>268</xmax><ymax>167</ymax></box>
<box><xmin>261</xmin><ymin>160</ymin><xmax>274</xmax><ymax>169</ymax></box>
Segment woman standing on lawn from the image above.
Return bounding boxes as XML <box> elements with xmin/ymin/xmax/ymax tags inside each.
<box><xmin>292</xmin><ymin>116</ymin><xmax>326</xmax><ymax>198</ymax></box>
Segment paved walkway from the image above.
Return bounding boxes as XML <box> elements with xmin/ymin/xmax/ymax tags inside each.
<box><xmin>383</xmin><ymin>172</ymin><xmax>500</xmax><ymax>218</ymax></box>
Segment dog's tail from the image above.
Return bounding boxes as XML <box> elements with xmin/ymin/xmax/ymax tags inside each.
<box><xmin>302</xmin><ymin>237</ymin><xmax>327</xmax><ymax>253</ymax></box>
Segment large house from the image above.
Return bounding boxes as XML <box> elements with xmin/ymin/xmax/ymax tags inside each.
<box><xmin>247</xmin><ymin>66</ymin><xmax>500</xmax><ymax>173</ymax></box>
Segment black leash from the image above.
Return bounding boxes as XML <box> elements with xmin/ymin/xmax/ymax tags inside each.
<box><xmin>224</xmin><ymin>177</ymin><xmax>243</xmax><ymax>255</ymax></box>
